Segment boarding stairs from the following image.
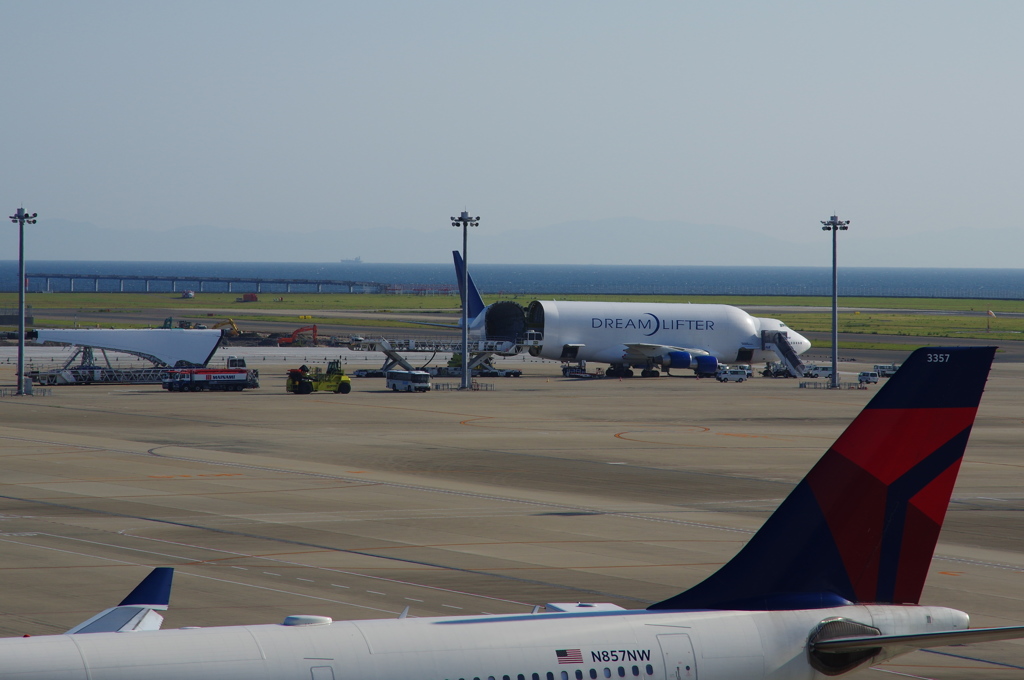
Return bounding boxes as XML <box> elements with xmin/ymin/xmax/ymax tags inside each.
<box><xmin>26</xmin><ymin>346</ymin><xmax>171</xmax><ymax>386</ymax></box>
<box><xmin>761</xmin><ymin>331</ymin><xmax>806</xmax><ymax>378</ymax></box>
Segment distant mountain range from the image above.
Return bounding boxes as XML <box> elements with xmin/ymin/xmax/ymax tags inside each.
<box><xmin>1</xmin><ymin>217</ymin><xmax>1018</xmax><ymax>268</ymax></box>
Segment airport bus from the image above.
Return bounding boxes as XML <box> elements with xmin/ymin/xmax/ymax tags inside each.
<box><xmin>386</xmin><ymin>369</ymin><xmax>432</xmax><ymax>392</ymax></box>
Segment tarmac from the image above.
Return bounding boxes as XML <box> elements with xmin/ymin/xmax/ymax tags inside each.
<box><xmin>0</xmin><ymin>344</ymin><xmax>1021</xmax><ymax>679</ymax></box>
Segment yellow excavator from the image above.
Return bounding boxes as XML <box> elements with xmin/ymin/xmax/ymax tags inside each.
<box><xmin>212</xmin><ymin>319</ymin><xmax>241</xmax><ymax>337</ymax></box>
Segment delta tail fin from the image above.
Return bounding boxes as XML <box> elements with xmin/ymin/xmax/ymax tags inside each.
<box><xmin>453</xmin><ymin>250</ymin><xmax>486</xmax><ymax>320</ymax></box>
<box><xmin>649</xmin><ymin>346</ymin><xmax>996</xmax><ymax>611</ymax></box>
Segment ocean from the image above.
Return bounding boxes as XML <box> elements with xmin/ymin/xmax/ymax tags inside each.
<box><xmin>1</xmin><ymin>261</ymin><xmax>1022</xmax><ymax>299</ymax></box>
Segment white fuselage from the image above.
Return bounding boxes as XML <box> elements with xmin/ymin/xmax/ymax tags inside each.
<box><xmin>0</xmin><ymin>605</ymin><xmax>967</xmax><ymax>680</ymax></box>
<box><xmin>529</xmin><ymin>301</ymin><xmax>810</xmax><ymax>365</ymax></box>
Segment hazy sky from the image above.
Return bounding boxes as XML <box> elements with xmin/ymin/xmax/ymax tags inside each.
<box><xmin>3</xmin><ymin>2</ymin><xmax>1022</xmax><ymax>263</ymax></box>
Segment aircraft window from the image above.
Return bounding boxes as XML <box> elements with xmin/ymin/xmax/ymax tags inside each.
<box><xmin>503</xmin><ymin>676</ymin><xmax>510</xmax><ymax>680</ymax></box>
<box><xmin>604</xmin><ymin>669</ymin><xmax>611</xmax><ymax>678</ymax></box>
<box><xmin>631</xmin><ymin>667</ymin><xmax>639</xmax><ymax>677</ymax></box>
<box><xmin>617</xmin><ymin>668</ymin><xmax>625</xmax><ymax>678</ymax></box>
<box><xmin>533</xmin><ymin>674</ymin><xmax>540</xmax><ymax>680</ymax></box>
<box><xmin>590</xmin><ymin>670</ymin><xmax>598</xmax><ymax>679</ymax></box>
<box><xmin>547</xmin><ymin>673</ymin><xmax>554</xmax><ymax>680</ymax></box>
<box><xmin>561</xmin><ymin>672</ymin><xmax>568</xmax><ymax>680</ymax></box>
<box><xmin>645</xmin><ymin>666</ymin><xmax>654</xmax><ymax>676</ymax></box>
<box><xmin>518</xmin><ymin>675</ymin><xmax>525</xmax><ymax>680</ymax></box>
<box><xmin>575</xmin><ymin>671</ymin><xmax>583</xmax><ymax>680</ymax></box>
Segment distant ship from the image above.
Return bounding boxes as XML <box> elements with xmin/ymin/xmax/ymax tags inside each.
<box><xmin>340</xmin><ymin>256</ymin><xmax>363</xmax><ymax>264</ymax></box>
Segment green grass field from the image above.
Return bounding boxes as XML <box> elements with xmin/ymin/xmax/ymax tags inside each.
<box><xmin>4</xmin><ymin>291</ymin><xmax>1024</xmax><ymax>313</ymax></box>
<box><xmin>1</xmin><ymin>292</ymin><xmax>1020</xmax><ymax>343</ymax></box>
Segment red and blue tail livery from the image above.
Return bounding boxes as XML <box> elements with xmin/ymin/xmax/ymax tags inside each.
<box><xmin>650</xmin><ymin>346</ymin><xmax>996</xmax><ymax>611</ymax></box>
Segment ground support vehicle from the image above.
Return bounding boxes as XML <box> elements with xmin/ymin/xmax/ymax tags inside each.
<box><xmin>477</xmin><ymin>367</ymin><xmax>522</xmax><ymax>377</ymax></box>
<box><xmin>162</xmin><ymin>356</ymin><xmax>259</xmax><ymax>392</ymax></box>
<box><xmin>858</xmin><ymin>371</ymin><xmax>879</xmax><ymax>384</ymax></box>
<box><xmin>761</xmin><ymin>361</ymin><xmax>796</xmax><ymax>378</ymax></box>
<box><xmin>386</xmin><ymin>369</ymin><xmax>432</xmax><ymax>392</ymax></box>
<box><xmin>285</xmin><ymin>360</ymin><xmax>352</xmax><ymax>394</ymax></box>
<box><xmin>802</xmin><ymin>364</ymin><xmax>823</xmax><ymax>378</ymax></box>
<box><xmin>717</xmin><ymin>367</ymin><xmax>748</xmax><ymax>382</ymax></box>
<box><xmin>874</xmin><ymin>363</ymin><xmax>900</xmax><ymax>377</ymax></box>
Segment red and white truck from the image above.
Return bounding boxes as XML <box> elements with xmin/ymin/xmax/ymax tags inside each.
<box><xmin>162</xmin><ymin>356</ymin><xmax>260</xmax><ymax>392</ymax></box>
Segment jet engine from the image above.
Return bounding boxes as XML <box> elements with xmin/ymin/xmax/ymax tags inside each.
<box><xmin>663</xmin><ymin>351</ymin><xmax>718</xmax><ymax>375</ymax></box>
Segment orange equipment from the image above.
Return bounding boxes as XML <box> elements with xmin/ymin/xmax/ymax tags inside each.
<box><xmin>277</xmin><ymin>325</ymin><xmax>318</xmax><ymax>346</ymax></box>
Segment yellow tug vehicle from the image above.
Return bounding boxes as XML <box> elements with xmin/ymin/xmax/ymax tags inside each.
<box><xmin>286</xmin><ymin>360</ymin><xmax>352</xmax><ymax>394</ymax></box>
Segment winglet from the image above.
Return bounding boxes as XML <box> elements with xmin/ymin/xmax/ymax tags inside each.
<box><xmin>119</xmin><ymin>567</ymin><xmax>174</xmax><ymax>607</ymax></box>
<box><xmin>66</xmin><ymin>568</ymin><xmax>174</xmax><ymax>634</ymax></box>
<box><xmin>452</xmin><ymin>250</ymin><xmax>486</xmax><ymax>320</ymax></box>
<box><xmin>649</xmin><ymin>346</ymin><xmax>996</xmax><ymax>611</ymax></box>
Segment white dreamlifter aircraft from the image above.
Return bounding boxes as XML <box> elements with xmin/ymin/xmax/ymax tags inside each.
<box><xmin>440</xmin><ymin>252</ymin><xmax>811</xmax><ymax>377</ymax></box>
<box><xmin>3</xmin><ymin>346</ymin><xmax>1024</xmax><ymax>680</ymax></box>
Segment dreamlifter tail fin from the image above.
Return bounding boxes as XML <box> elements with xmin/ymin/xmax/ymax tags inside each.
<box><xmin>453</xmin><ymin>250</ymin><xmax>486</xmax><ymax>320</ymax></box>
<box><xmin>649</xmin><ymin>346</ymin><xmax>996</xmax><ymax>611</ymax></box>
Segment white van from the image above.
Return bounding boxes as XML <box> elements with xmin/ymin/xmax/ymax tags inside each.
<box><xmin>804</xmin><ymin>365</ymin><xmax>834</xmax><ymax>379</ymax></box>
<box><xmin>386</xmin><ymin>370</ymin><xmax>432</xmax><ymax>392</ymax></box>
<box><xmin>858</xmin><ymin>371</ymin><xmax>879</xmax><ymax>384</ymax></box>
<box><xmin>718</xmin><ymin>368</ymin><xmax>748</xmax><ymax>383</ymax></box>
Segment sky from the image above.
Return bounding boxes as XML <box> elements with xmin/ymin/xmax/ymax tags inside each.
<box><xmin>3</xmin><ymin>2</ymin><xmax>1023</xmax><ymax>265</ymax></box>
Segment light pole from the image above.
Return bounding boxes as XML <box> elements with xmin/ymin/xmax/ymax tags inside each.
<box><xmin>451</xmin><ymin>210</ymin><xmax>480</xmax><ymax>390</ymax></box>
<box><xmin>9</xmin><ymin>207</ymin><xmax>38</xmax><ymax>395</ymax></box>
<box><xmin>821</xmin><ymin>214</ymin><xmax>849</xmax><ymax>389</ymax></box>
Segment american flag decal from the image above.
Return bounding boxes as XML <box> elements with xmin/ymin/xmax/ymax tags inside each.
<box><xmin>556</xmin><ymin>649</ymin><xmax>583</xmax><ymax>664</ymax></box>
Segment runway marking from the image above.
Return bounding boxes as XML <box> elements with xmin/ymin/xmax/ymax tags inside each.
<box><xmin>148</xmin><ymin>474</ymin><xmax>244</xmax><ymax>478</ymax></box>
<box><xmin>12</xmin><ymin>484</ymin><xmax>377</xmax><ymax>500</ymax></box>
<box><xmin>108</xmin><ymin>533</ymin><xmax>546</xmax><ymax>605</ymax></box>
<box><xmin>0</xmin><ymin>537</ymin><xmax>399</xmax><ymax>614</ymax></box>
<box><xmin>966</xmin><ymin>459</ymin><xmax>1024</xmax><ymax>470</ymax></box>
<box><xmin>921</xmin><ymin>648</ymin><xmax>1024</xmax><ymax>671</ymax></box>
<box><xmin>713</xmin><ymin>432</ymin><xmax>789</xmax><ymax>439</ymax></box>
<box><xmin>867</xmin><ymin>668</ymin><xmax>937</xmax><ymax>679</ymax></box>
<box><xmin>934</xmin><ymin>556</ymin><xmax>1024</xmax><ymax>572</ymax></box>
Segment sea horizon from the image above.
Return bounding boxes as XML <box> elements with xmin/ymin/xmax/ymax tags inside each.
<box><xmin>0</xmin><ymin>261</ymin><xmax>1022</xmax><ymax>299</ymax></box>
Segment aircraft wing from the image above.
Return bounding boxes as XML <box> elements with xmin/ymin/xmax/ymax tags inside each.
<box><xmin>812</xmin><ymin>625</ymin><xmax>1024</xmax><ymax>653</ymax></box>
<box><xmin>65</xmin><ymin>568</ymin><xmax>174</xmax><ymax>634</ymax></box>
<box><xmin>622</xmin><ymin>343</ymin><xmax>711</xmax><ymax>362</ymax></box>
